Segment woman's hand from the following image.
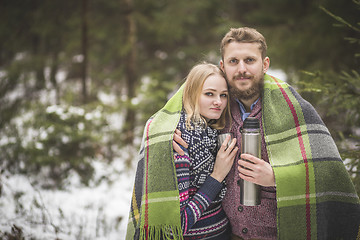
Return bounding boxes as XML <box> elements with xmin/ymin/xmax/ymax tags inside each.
<box><xmin>172</xmin><ymin>129</ymin><xmax>188</xmax><ymax>155</ymax></box>
<box><xmin>238</xmin><ymin>153</ymin><xmax>275</xmax><ymax>187</ymax></box>
<box><xmin>211</xmin><ymin>135</ymin><xmax>238</xmax><ymax>182</ymax></box>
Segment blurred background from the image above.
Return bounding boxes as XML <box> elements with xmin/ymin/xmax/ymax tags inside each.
<box><xmin>0</xmin><ymin>0</ymin><xmax>359</xmax><ymax>239</ymax></box>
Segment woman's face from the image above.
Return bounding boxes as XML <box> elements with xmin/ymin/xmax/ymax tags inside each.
<box><xmin>198</xmin><ymin>74</ymin><xmax>228</xmax><ymax>121</ymax></box>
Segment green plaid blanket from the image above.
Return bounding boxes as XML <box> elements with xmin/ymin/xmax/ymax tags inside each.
<box><xmin>126</xmin><ymin>74</ymin><xmax>360</xmax><ymax>240</ymax></box>
<box><xmin>126</xmin><ymin>85</ymin><xmax>185</xmax><ymax>240</ymax></box>
<box><xmin>263</xmin><ymin>74</ymin><xmax>360</xmax><ymax>239</ymax></box>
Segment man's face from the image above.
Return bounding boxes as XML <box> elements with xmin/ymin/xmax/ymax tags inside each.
<box><xmin>220</xmin><ymin>42</ymin><xmax>269</xmax><ymax>102</ymax></box>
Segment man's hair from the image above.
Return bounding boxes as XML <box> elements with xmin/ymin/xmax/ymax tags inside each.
<box><xmin>220</xmin><ymin>27</ymin><xmax>267</xmax><ymax>60</ymax></box>
<box><xmin>183</xmin><ymin>62</ymin><xmax>230</xmax><ymax>130</ymax></box>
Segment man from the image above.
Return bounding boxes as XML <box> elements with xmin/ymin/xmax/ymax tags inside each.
<box><xmin>174</xmin><ymin>27</ymin><xmax>360</xmax><ymax>239</ymax></box>
<box><xmin>219</xmin><ymin>27</ymin><xmax>276</xmax><ymax>240</ymax></box>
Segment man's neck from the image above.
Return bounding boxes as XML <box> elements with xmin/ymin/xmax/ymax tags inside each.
<box><xmin>239</xmin><ymin>95</ymin><xmax>259</xmax><ymax>112</ymax></box>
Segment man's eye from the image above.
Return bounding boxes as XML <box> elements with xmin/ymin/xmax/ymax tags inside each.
<box><xmin>245</xmin><ymin>58</ymin><xmax>255</xmax><ymax>63</ymax></box>
<box><xmin>229</xmin><ymin>59</ymin><xmax>238</xmax><ymax>64</ymax></box>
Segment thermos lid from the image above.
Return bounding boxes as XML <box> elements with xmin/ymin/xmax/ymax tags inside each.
<box><xmin>243</xmin><ymin>117</ymin><xmax>259</xmax><ymax>129</ymax></box>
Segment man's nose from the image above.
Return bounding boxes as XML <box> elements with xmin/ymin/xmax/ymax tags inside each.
<box><xmin>237</xmin><ymin>61</ymin><xmax>247</xmax><ymax>73</ymax></box>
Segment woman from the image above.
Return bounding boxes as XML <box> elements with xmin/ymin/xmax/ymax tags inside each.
<box><xmin>126</xmin><ymin>63</ymin><xmax>237</xmax><ymax>240</ymax></box>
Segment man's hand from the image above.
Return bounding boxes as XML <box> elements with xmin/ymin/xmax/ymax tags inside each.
<box><xmin>238</xmin><ymin>153</ymin><xmax>275</xmax><ymax>187</ymax></box>
<box><xmin>172</xmin><ymin>129</ymin><xmax>188</xmax><ymax>156</ymax></box>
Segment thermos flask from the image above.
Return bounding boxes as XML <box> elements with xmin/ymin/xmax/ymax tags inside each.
<box><xmin>240</xmin><ymin>117</ymin><xmax>261</xmax><ymax>206</ymax></box>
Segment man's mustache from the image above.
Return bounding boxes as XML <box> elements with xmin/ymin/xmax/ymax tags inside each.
<box><xmin>233</xmin><ymin>73</ymin><xmax>253</xmax><ymax>79</ymax></box>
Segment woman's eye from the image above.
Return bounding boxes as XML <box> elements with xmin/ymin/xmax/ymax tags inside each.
<box><xmin>205</xmin><ymin>92</ymin><xmax>213</xmax><ymax>96</ymax></box>
<box><xmin>220</xmin><ymin>93</ymin><xmax>228</xmax><ymax>98</ymax></box>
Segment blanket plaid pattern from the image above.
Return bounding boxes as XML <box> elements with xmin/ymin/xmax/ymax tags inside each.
<box><xmin>126</xmin><ymin>85</ymin><xmax>185</xmax><ymax>240</ymax></box>
<box><xmin>126</xmin><ymin>74</ymin><xmax>360</xmax><ymax>240</ymax></box>
<box><xmin>262</xmin><ymin>74</ymin><xmax>360</xmax><ymax>239</ymax></box>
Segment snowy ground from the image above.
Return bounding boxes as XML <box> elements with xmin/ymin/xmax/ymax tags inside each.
<box><xmin>0</xmin><ymin>154</ymin><xmax>136</xmax><ymax>239</ymax></box>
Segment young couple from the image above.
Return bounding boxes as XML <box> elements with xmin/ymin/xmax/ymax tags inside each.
<box><xmin>126</xmin><ymin>27</ymin><xmax>360</xmax><ymax>240</ymax></box>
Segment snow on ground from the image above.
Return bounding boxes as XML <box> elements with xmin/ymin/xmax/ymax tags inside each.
<box><xmin>267</xmin><ymin>68</ymin><xmax>287</xmax><ymax>81</ymax></box>
<box><xmin>0</xmin><ymin>155</ymin><xmax>136</xmax><ymax>240</ymax></box>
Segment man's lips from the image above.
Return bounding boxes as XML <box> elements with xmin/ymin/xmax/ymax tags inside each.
<box><xmin>234</xmin><ymin>76</ymin><xmax>251</xmax><ymax>81</ymax></box>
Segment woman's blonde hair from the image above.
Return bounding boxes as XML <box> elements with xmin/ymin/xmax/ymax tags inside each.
<box><xmin>183</xmin><ymin>62</ymin><xmax>230</xmax><ymax>130</ymax></box>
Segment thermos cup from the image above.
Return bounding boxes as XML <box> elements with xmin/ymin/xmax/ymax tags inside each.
<box><xmin>217</xmin><ymin>133</ymin><xmax>232</xmax><ymax>151</ymax></box>
<box><xmin>240</xmin><ymin>117</ymin><xmax>261</xmax><ymax>206</ymax></box>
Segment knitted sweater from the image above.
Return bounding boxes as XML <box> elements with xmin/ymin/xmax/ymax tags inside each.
<box><xmin>222</xmin><ymin>97</ymin><xmax>277</xmax><ymax>239</ymax></box>
<box><xmin>174</xmin><ymin>112</ymin><xmax>230</xmax><ymax>239</ymax></box>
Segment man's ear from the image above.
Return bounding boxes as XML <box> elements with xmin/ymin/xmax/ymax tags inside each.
<box><xmin>220</xmin><ymin>60</ymin><xmax>224</xmax><ymax>71</ymax></box>
<box><xmin>263</xmin><ymin>57</ymin><xmax>270</xmax><ymax>73</ymax></box>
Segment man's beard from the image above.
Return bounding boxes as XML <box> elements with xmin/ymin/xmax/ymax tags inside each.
<box><xmin>229</xmin><ymin>75</ymin><xmax>264</xmax><ymax>101</ymax></box>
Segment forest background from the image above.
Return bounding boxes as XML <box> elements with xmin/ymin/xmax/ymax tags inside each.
<box><xmin>0</xmin><ymin>0</ymin><xmax>359</xmax><ymax>239</ymax></box>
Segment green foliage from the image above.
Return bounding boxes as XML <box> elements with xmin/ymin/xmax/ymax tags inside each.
<box><xmin>0</xmin><ymin>102</ymin><xmax>110</xmax><ymax>188</ymax></box>
<box><xmin>234</xmin><ymin>0</ymin><xmax>360</xmax><ymax>76</ymax></box>
<box><xmin>299</xmin><ymin>1</ymin><xmax>360</xmax><ymax>192</ymax></box>
<box><xmin>136</xmin><ymin>74</ymin><xmax>180</xmax><ymax>125</ymax></box>
<box><xmin>300</xmin><ymin>70</ymin><xmax>360</xmax><ymax>122</ymax></box>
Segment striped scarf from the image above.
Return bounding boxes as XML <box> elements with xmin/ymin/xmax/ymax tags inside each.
<box><xmin>126</xmin><ymin>74</ymin><xmax>360</xmax><ymax>240</ymax></box>
<box><xmin>262</xmin><ymin>74</ymin><xmax>360</xmax><ymax>239</ymax></box>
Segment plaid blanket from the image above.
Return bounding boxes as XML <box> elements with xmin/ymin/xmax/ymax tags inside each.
<box><xmin>262</xmin><ymin>74</ymin><xmax>360</xmax><ymax>239</ymax></box>
<box><xmin>126</xmin><ymin>74</ymin><xmax>360</xmax><ymax>240</ymax></box>
<box><xmin>126</xmin><ymin>85</ymin><xmax>185</xmax><ymax>240</ymax></box>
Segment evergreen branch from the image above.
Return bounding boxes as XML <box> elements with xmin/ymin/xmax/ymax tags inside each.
<box><xmin>319</xmin><ymin>6</ymin><xmax>360</xmax><ymax>32</ymax></box>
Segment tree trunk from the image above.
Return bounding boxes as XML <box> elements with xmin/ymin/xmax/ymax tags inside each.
<box><xmin>81</xmin><ymin>0</ymin><xmax>88</xmax><ymax>104</ymax></box>
<box><xmin>50</xmin><ymin>52</ymin><xmax>60</xmax><ymax>105</ymax></box>
<box><xmin>123</xmin><ymin>0</ymin><xmax>137</xmax><ymax>144</ymax></box>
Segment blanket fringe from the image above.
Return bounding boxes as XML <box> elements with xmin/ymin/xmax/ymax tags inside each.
<box><xmin>140</xmin><ymin>225</ymin><xmax>184</xmax><ymax>240</ymax></box>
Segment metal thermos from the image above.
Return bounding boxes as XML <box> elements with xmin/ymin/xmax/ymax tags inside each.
<box><xmin>240</xmin><ymin>117</ymin><xmax>261</xmax><ymax>206</ymax></box>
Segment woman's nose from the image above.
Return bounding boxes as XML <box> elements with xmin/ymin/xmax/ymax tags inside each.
<box><xmin>214</xmin><ymin>97</ymin><xmax>222</xmax><ymax>105</ymax></box>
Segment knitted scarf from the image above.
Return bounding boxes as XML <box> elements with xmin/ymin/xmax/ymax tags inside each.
<box><xmin>176</xmin><ymin>112</ymin><xmax>227</xmax><ymax>203</ymax></box>
<box><xmin>126</xmin><ymin>74</ymin><xmax>360</xmax><ymax>240</ymax></box>
<box><xmin>262</xmin><ymin>74</ymin><xmax>360</xmax><ymax>239</ymax></box>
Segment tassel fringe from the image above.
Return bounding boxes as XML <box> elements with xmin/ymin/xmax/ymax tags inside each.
<box><xmin>140</xmin><ymin>225</ymin><xmax>184</xmax><ymax>240</ymax></box>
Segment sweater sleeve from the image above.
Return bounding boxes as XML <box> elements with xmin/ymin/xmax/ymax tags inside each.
<box><xmin>174</xmin><ymin>151</ymin><xmax>223</xmax><ymax>234</ymax></box>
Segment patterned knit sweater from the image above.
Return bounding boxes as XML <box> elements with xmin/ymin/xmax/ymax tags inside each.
<box><xmin>222</xmin><ymin>98</ymin><xmax>277</xmax><ymax>239</ymax></box>
<box><xmin>174</xmin><ymin>112</ymin><xmax>230</xmax><ymax>240</ymax></box>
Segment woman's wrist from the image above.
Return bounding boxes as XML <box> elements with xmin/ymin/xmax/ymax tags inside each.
<box><xmin>210</xmin><ymin>172</ymin><xmax>224</xmax><ymax>183</ymax></box>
